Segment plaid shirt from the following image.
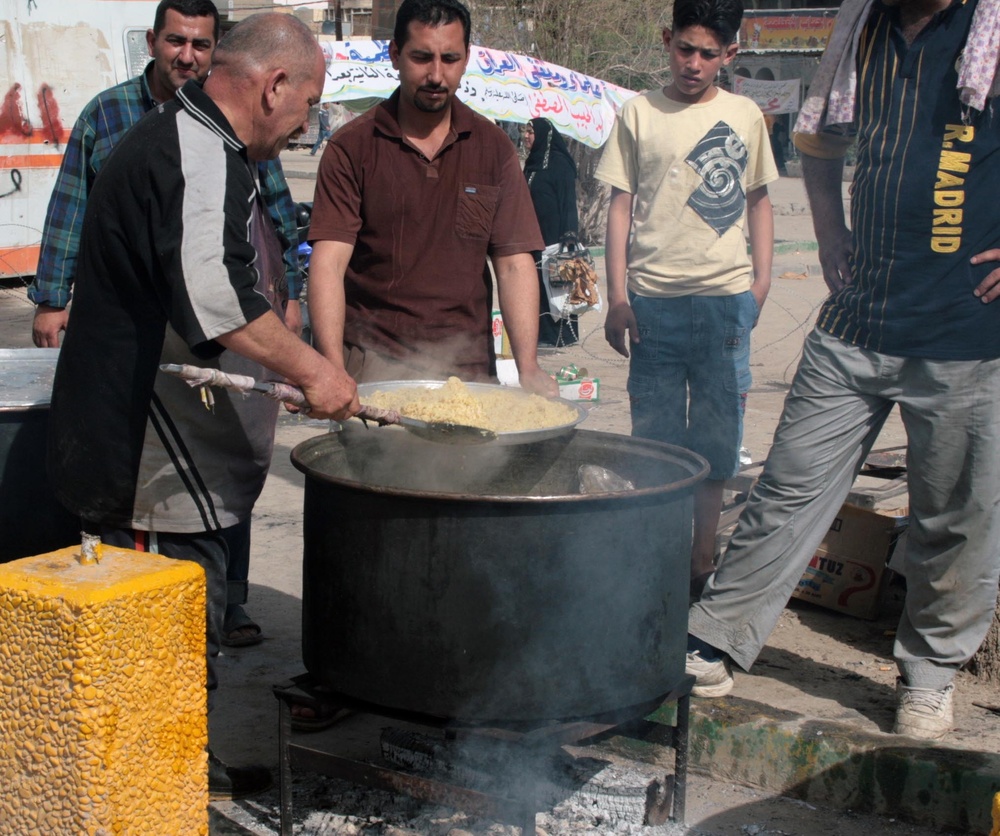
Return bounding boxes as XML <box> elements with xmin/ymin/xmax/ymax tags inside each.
<box><xmin>30</xmin><ymin>63</ymin><xmax>301</xmax><ymax>306</ymax></box>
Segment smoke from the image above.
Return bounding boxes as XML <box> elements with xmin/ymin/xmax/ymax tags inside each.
<box><xmin>334</xmin><ymin>419</ymin><xmax>570</xmax><ymax>495</ymax></box>
<box><xmin>346</xmin><ymin>324</ymin><xmax>496</xmax><ymax>387</ymax></box>
<box><xmin>380</xmin><ymin>726</ymin><xmax>682</xmax><ymax>831</ymax></box>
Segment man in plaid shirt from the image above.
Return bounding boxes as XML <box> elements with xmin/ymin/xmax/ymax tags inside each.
<box><xmin>29</xmin><ymin>0</ymin><xmax>303</xmax><ymax>349</ymax></box>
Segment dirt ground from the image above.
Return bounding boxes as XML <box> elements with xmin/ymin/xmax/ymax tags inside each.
<box><xmin>212</xmin><ymin>167</ymin><xmax>997</xmax><ymax>832</ymax></box>
<box><xmin>2</xmin><ymin>162</ymin><xmax>998</xmax><ymax>834</ymax></box>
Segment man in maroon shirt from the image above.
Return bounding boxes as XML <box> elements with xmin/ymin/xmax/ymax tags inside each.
<box><xmin>307</xmin><ymin>0</ymin><xmax>556</xmax><ymax>396</ymax></box>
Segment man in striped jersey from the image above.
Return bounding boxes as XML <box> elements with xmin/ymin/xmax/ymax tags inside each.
<box><xmin>46</xmin><ymin>12</ymin><xmax>358</xmax><ymax>797</ymax></box>
<box><xmin>686</xmin><ymin>0</ymin><xmax>1000</xmax><ymax>741</ymax></box>
<box><xmin>30</xmin><ymin>0</ymin><xmax>303</xmax><ymax>650</ymax></box>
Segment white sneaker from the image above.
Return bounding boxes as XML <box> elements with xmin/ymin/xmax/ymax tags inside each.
<box><xmin>892</xmin><ymin>679</ymin><xmax>954</xmax><ymax>740</ymax></box>
<box><xmin>686</xmin><ymin>650</ymin><xmax>734</xmax><ymax>698</ymax></box>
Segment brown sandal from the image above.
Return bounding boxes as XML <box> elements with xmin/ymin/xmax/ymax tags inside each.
<box><xmin>221</xmin><ymin>605</ymin><xmax>263</xmax><ymax>647</ymax></box>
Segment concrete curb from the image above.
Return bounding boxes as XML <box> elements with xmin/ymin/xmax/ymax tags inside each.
<box><xmin>775</xmin><ymin>240</ymin><xmax>819</xmax><ymax>254</ymax></box>
<box><xmin>602</xmin><ymin>697</ymin><xmax>1000</xmax><ymax>834</ymax></box>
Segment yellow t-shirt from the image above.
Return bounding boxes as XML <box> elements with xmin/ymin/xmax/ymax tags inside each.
<box><xmin>596</xmin><ymin>87</ymin><xmax>778</xmax><ymax>297</ymax></box>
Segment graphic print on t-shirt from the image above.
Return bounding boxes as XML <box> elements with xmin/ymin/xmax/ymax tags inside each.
<box><xmin>685</xmin><ymin>121</ymin><xmax>747</xmax><ymax>236</ymax></box>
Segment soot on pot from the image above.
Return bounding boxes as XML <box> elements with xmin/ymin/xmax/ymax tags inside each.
<box><xmin>294</xmin><ymin>429</ymin><xmax>709</xmax><ymax>725</ymax></box>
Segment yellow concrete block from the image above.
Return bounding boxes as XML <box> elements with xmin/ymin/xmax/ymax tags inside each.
<box><xmin>992</xmin><ymin>791</ymin><xmax>1000</xmax><ymax>836</ymax></box>
<box><xmin>0</xmin><ymin>545</ymin><xmax>208</xmax><ymax>836</ymax></box>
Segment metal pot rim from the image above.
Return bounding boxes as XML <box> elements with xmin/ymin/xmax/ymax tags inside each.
<box><xmin>290</xmin><ymin>428</ymin><xmax>710</xmax><ymax>502</ymax></box>
<box><xmin>0</xmin><ymin>348</ymin><xmax>59</xmax><ymax>410</ymax></box>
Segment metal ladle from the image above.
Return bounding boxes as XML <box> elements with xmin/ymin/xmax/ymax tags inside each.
<box><xmin>352</xmin><ymin>401</ymin><xmax>497</xmax><ymax>444</ymax></box>
<box><xmin>159</xmin><ymin>364</ymin><xmax>498</xmax><ymax>445</ymax></box>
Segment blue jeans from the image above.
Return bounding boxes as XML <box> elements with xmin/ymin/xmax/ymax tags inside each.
<box><xmin>628</xmin><ymin>291</ymin><xmax>757</xmax><ymax>479</ymax></box>
<box><xmin>223</xmin><ymin>516</ymin><xmax>251</xmax><ymax>608</ymax></box>
<box><xmin>310</xmin><ymin>128</ymin><xmax>331</xmax><ymax>155</ymax></box>
<box><xmin>690</xmin><ymin>328</ymin><xmax>1000</xmax><ymax>689</ymax></box>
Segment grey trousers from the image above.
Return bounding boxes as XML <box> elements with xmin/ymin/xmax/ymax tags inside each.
<box><xmin>689</xmin><ymin>328</ymin><xmax>1000</xmax><ymax>690</ymax></box>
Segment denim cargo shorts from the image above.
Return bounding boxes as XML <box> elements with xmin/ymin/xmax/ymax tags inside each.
<box><xmin>627</xmin><ymin>290</ymin><xmax>757</xmax><ymax>480</ymax></box>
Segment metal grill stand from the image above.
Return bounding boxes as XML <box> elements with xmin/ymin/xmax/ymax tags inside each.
<box><xmin>273</xmin><ymin>674</ymin><xmax>693</xmax><ymax>835</ymax></box>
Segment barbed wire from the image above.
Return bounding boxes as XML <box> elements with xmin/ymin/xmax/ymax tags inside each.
<box><xmin>753</xmin><ymin>288</ymin><xmax>825</xmax><ymax>386</ymax></box>
<box><xmin>754</xmin><ymin>294</ymin><xmax>824</xmax><ymax>354</ymax></box>
<box><xmin>578</xmin><ymin>320</ymin><xmax>627</xmax><ymax>368</ymax></box>
<box><xmin>0</xmin><ymin>282</ymin><xmax>34</xmax><ymax>306</ymax></box>
<box><xmin>536</xmin><ymin>281</ymin><xmax>825</xmax><ymax>386</ymax></box>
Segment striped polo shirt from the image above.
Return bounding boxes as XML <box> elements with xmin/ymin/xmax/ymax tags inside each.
<box><xmin>48</xmin><ymin>81</ymin><xmax>282</xmax><ymax>533</ymax></box>
<box><xmin>818</xmin><ymin>0</ymin><xmax>1000</xmax><ymax>359</ymax></box>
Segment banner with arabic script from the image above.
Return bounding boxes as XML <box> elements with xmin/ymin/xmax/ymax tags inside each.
<box><xmin>733</xmin><ymin>77</ymin><xmax>801</xmax><ymax>115</ymax></box>
<box><xmin>319</xmin><ymin>40</ymin><xmax>636</xmax><ymax>148</ymax></box>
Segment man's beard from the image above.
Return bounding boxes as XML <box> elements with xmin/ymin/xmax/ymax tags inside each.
<box><xmin>414</xmin><ymin>86</ymin><xmax>450</xmax><ymax>113</ymax></box>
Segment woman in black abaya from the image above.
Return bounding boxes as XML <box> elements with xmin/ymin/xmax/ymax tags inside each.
<box><xmin>523</xmin><ymin>118</ymin><xmax>579</xmax><ymax>347</ymax></box>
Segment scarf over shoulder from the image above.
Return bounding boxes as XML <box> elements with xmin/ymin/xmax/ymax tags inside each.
<box><xmin>795</xmin><ymin>0</ymin><xmax>1000</xmax><ymax>134</ymax></box>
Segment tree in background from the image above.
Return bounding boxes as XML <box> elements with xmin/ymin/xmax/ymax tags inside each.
<box><xmin>477</xmin><ymin>0</ymin><xmax>673</xmax><ymax>244</ymax></box>
<box><xmin>476</xmin><ymin>0</ymin><xmax>670</xmax><ymax>91</ymax></box>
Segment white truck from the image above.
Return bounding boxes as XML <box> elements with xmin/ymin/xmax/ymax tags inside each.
<box><xmin>0</xmin><ymin>0</ymin><xmax>159</xmax><ymax>280</ymax></box>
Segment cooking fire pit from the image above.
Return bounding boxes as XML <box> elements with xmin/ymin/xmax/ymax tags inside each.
<box><xmin>292</xmin><ymin>427</ymin><xmax>708</xmax><ymax>725</ymax></box>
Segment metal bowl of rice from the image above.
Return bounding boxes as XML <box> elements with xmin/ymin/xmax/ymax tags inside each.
<box><xmin>356</xmin><ymin>378</ymin><xmax>588</xmax><ymax>446</ymax></box>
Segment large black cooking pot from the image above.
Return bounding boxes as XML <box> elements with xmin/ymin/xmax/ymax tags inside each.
<box><xmin>0</xmin><ymin>349</ymin><xmax>80</xmax><ymax>563</ymax></box>
<box><xmin>292</xmin><ymin>427</ymin><xmax>708</xmax><ymax>726</ymax></box>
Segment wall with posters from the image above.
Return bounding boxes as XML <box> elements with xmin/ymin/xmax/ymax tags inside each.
<box><xmin>733</xmin><ymin>77</ymin><xmax>801</xmax><ymax>115</ymax></box>
<box><xmin>739</xmin><ymin>10</ymin><xmax>837</xmax><ymax>53</ymax></box>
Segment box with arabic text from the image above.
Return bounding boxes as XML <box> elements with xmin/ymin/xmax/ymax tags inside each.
<box><xmin>792</xmin><ymin>503</ymin><xmax>908</xmax><ymax>620</ymax></box>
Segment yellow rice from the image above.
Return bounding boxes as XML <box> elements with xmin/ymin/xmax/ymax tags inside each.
<box><xmin>365</xmin><ymin>377</ymin><xmax>577</xmax><ymax>432</ymax></box>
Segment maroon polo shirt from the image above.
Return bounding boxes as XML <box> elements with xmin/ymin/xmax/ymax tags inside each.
<box><xmin>310</xmin><ymin>91</ymin><xmax>543</xmax><ymax>378</ymax></box>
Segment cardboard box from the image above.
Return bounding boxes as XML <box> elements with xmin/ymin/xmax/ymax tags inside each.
<box><xmin>491</xmin><ymin>310</ymin><xmax>511</xmax><ymax>358</ymax></box>
<box><xmin>558</xmin><ymin>377</ymin><xmax>600</xmax><ymax>402</ymax></box>
<box><xmin>791</xmin><ymin>503</ymin><xmax>908</xmax><ymax>619</ymax></box>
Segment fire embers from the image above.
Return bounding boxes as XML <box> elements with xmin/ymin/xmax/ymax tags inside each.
<box><xmin>380</xmin><ymin>726</ymin><xmax>679</xmax><ymax>831</ymax></box>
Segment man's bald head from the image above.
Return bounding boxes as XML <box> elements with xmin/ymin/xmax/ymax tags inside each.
<box><xmin>204</xmin><ymin>13</ymin><xmax>326</xmax><ymax>160</ymax></box>
<box><xmin>210</xmin><ymin>13</ymin><xmax>321</xmax><ymax>83</ymax></box>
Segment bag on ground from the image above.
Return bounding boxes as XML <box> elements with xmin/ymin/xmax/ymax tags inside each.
<box><xmin>539</xmin><ymin>233</ymin><xmax>602</xmax><ymax>319</ymax></box>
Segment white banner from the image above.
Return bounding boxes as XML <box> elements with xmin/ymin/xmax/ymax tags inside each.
<box><xmin>733</xmin><ymin>77</ymin><xmax>801</xmax><ymax>115</ymax></box>
<box><xmin>319</xmin><ymin>40</ymin><xmax>636</xmax><ymax>148</ymax></box>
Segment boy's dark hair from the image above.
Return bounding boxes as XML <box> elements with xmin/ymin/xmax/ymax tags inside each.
<box><xmin>154</xmin><ymin>0</ymin><xmax>221</xmax><ymax>42</ymax></box>
<box><xmin>672</xmin><ymin>0</ymin><xmax>744</xmax><ymax>47</ymax></box>
<box><xmin>393</xmin><ymin>0</ymin><xmax>471</xmax><ymax>50</ymax></box>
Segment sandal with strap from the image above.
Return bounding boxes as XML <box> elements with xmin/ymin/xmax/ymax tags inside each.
<box><xmin>290</xmin><ymin>700</ymin><xmax>352</xmax><ymax>732</ymax></box>
<box><xmin>221</xmin><ymin>604</ymin><xmax>263</xmax><ymax>648</ymax></box>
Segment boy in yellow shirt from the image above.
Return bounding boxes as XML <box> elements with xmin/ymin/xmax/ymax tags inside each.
<box><xmin>596</xmin><ymin>0</ymin><xmax>776</xmax><ymax>598</ymax></box>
